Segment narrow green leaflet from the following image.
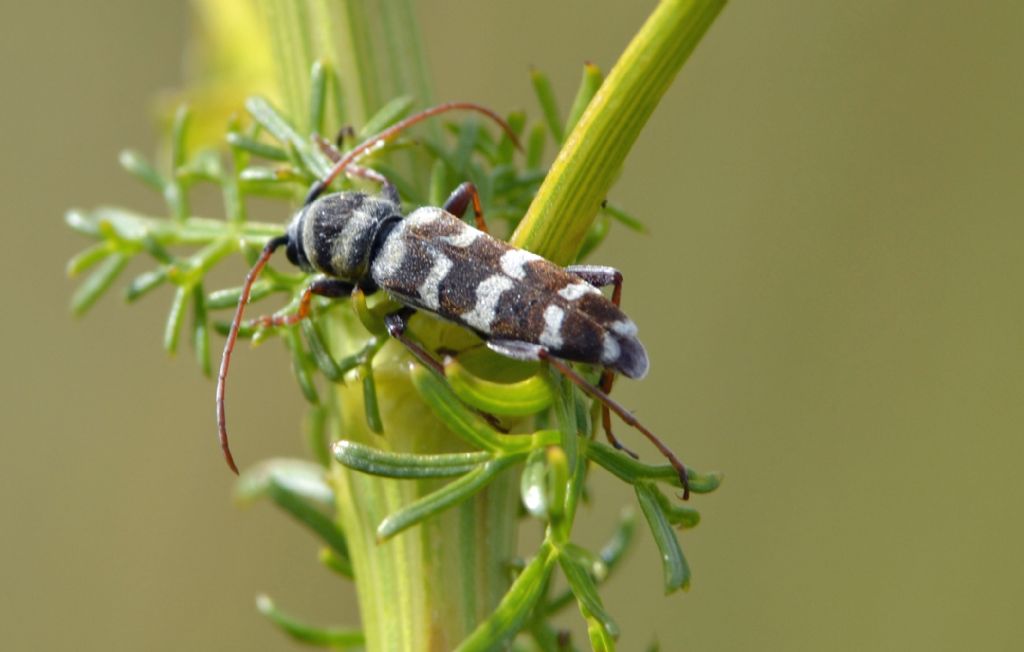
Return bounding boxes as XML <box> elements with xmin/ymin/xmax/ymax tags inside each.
<box><xmin>445</xmin><ymin>357</ymin><xmax>554</xmax><ymax>417</ymax></box>
<box><xmin>455</xmin><ymin>544</ymin><xmax>557</xmax><ymax>652</ymax></box>
<box><xmin>559</xmin><ymin>548</ymin><xmax>620</xmax><ymax>642</ymax></box>
<box><xmin>70</xmin><ymin>253</ymin><xmax>127</xmax><ymax>316</ymax></box>
<box><xmin>635</xmin><ymin>482</ymin><xmax>690</xmax><ymax>594</ymax></box>
<box><xmin>586</xmin><ymin>440</ymin><xmax>723</xmax><ymax>493</ymax></box>
<box><xmin>409</xmin><ymin>364</ymin><xmax>530</xmax><ymax>452</ymax></box>
<box><xmin>333</xmin><ymin>440</ymin><xmax>491</xmax><ymax>478</ymax></box>
<box><xmin>376</xmin><ymin>455</ymin><xmax>521</xmax><ymax>541</ymax></box>
<box><xmin>257</xmin><ymin>595</ymin><xmax>364</xmax><ymax>648</ymax></box>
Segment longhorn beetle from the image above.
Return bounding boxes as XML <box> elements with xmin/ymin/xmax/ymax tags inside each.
<box><xmin>217</xmin><ymin>102</ymin><xmax>691</xmax><ymax>498</ymax></box>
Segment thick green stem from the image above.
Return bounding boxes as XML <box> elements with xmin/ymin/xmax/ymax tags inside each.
<box><xmin>328</xmin><ymin>325</ymin><xmax>520</xmax><ymax>650</ymax></box>
<box><xmin>511</xmin><ymin>0</ymin><xmax>727</xmax><ymax>264</ymax></box>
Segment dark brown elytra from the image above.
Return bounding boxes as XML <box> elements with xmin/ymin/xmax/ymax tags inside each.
<box><xmin>216</xmin><ymin>102</ymin><xmax>690</xmax><ymax>498</ymax></box>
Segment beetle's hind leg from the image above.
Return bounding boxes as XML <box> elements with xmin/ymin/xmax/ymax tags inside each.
<box><xmin>486</xmin><ymin>338</ymin><xmax>690</xmax><ymax>499</ymax></box>
<box><xmin>563</xmin><ymin>265</ymin><xmax>638</xmax><ymax>459</ymax></box>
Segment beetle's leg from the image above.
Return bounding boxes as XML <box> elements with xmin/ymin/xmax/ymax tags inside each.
<box><xmin>563</xmin><ymin>265</ymin><xmax>636</xmax><ymax>458</ymax></box>
<box><xmin>249</xmin><ymin>277</ymin><xmax>354</xmax><ymax>329</ymax></box>
<box><xmin>443</xmin><ymin>182</ymin><xmax>488</xmax><ymax>233</ymax></box>
<box><xmin>383</xmin><ymin>307</ymin><xmax>446</xmax><ymax>376</ymax></box>
<box><xmin>565</xmin><ymin>264</ymin><xmax>623</xmax><ymax>308</ymax></box>
<box><xmin>486</xmin><ymin>338</ymin><xmax>689</xmax><ymax>499</ymax></box>
<box><xmin>312</xmin><ymin>134</ymin><xmax>400</xmax><ymax>205</ymax></box>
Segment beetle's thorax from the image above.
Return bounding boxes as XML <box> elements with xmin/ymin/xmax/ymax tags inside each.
<box><xmin>285</xmin><ymin>191</ymin><xmax>401</xmax><ymax>281</ymax></box>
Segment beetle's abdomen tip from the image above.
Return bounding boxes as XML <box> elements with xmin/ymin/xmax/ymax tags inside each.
<box><xmin>615</xmin><ymin>335</ymin><xmax>649</xmax><ymax>379</ymax></box>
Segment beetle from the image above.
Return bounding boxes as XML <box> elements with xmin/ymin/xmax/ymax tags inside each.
<box><xmin>217</xmin><ymin>103</ymin><xmax>691</xmax><ymax>498</ymax></box>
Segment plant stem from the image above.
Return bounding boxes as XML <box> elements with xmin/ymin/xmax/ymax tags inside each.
<box><xmin>511</xmin><ymin>0</ymin><xmax>727</xmax><ymax>264</ymax></box>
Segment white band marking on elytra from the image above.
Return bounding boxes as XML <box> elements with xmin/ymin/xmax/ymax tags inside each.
<box><xmin>418</xmin><ymin>253</ymin><xmax>453</xmax><ymax>310</ymax></box>
<box><xmin>558</xmin><ymin>281</ymin><xmax>601</xmax><ymax>301</ymax></box>
<box><xmin>540</xmin><ymin>305</ymin><xmax>565</xmax><ymax>349</ymax></box>
<box><xmin>407</xmin><ymin>206</ymin><xmax>445</xmax><ymax>226</ymax></box>
<box><xmin>609</xmin><ymin>319</ymin><xmax>638</xmax><ymax>337</ymax></box>
<box><xmin>442</xmin><ymin>227</ymin><xmax>481</xmax><ymax>248</ymax></box>
<box><xmin>461</xmin><ymin>274</ymin><xmax>514</xmax><ymax>333</ymax></box>
<box><xmin>601</xmin><ymin>333</ymin><xmax>621</xmax><ymax>363</ymax></box>
<box><xmin>499</xmin><ymin>249</ymin><xmax>542</xmax><ymax>280</ymax></box>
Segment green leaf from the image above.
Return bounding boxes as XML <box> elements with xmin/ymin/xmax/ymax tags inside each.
<box><xmin>125</xmin><ymin>268</ymin><xmax>169</xmax><ymax>303</ymax></box>
<box><xmin>360</xmin><ymin>363</ymin><xmax>383</xmax><ymax>433</ymax></box>
<box><xmin>358</xmin><ymin>95</ymin><xmax>415</xmax><ymax>138</ymax></box>
<box><xmin>333</xmin><ymin>440</ymin><xmax>491</xmax><ymax>478</ymax></box>
<box><xmin>564</xmin><ymin>62</ymin><xmax>604</xmax><ymax>137</ymax></box>
<box><xmin>525</xmin><ymin>121</ymin><xmax>546</xmax><ymax>169</ymax></box>
<box><xmin>409</xmin><ymin>364</ymin><xmax>529</xmax><ymax>452</ymax></box>
<box><xmin>191</xmin><ymin>282</ymin><xmax>211</xmax><ymax>377</ymax></box>
<box><xmin>376</xmin><ymin>455</ymin><xmax>520</xmax><ymax>542</ymax></box>
<box><xmin>206</xmin><ymin>281</ymin><xmax>277</xmax><ymax>309</ymax></box>
<box><xmin>226</xmin><ymin>132</ymin><xmax>289</xmax><ymax>161</ymax></box>
<box><xmin>601</xmin><ymin>201</ymin><xmax>648</xmax><ymax>233</ymax></box>
<box><xmin>530</xmin><ymin>68</ymin><xmax>564</xmax><ymax>144</ymax></box>
<box><xmin>284</xmin><ymin>327</ymin><xmax>319</xmax><ymax>405</ymax></box>
<box><xmin>70</xmin><ymin>252</ymin><xmax>128</xmax><ymax>316</ymax></box>
<box><xmin>256</xmin><ymin>594</ymin><xmax>364</xmax><ymax>648</ymax></box>
<box><xmin>520</xmin><ymin>448</ymin><xmax>549</xmax><ymax>519</ymax></box>
<box><xmin>444</xmin><ymin>357</ymin><xmax>554</xmax><ymax>417</ymax></box>
<box><xmin>599</xmin><ymin>508</ymin><xmax>637</xmax><ymax>570</ymax></box>
<box><xmin>654</xmin><ymin>485</ymin><xmax>701</xmax><ymax>529</ymax></box>
<box><xmin>586</xmin><ymin>440</ymin><xmax>723</xmax><ymax>494</ymax></box>
<box><xmin>300</xmin><ymin>319</ymin><xmax>344</xmax><ymax>381</ymax></box>
<box><xmin>236</xmin><ymin>460</ymin><xmax>350</xmax><ymax>564</ymax></box>
<box><xmin>455</xmin><ymin>544</ymin><xmax>557</xmax><ymax>652</ymax></box>
<box><xmin>118</xmin><ymin>149</ymin><xmax>165</xmax><ymax>191</ymax></box>
<box><xmin>559</xmin><ymin>547</ymin><xmax>619</xmax><ymax>644</ymax></box>
<box><xmin>66</xmin><ymin>243</ymin><xmax>112</xmax><ymax>278</ymax></box>
<box><xmin>308</xmin><ymin>60</ymin><xmax>329</xmax><ymax>137</ymax></box>
<box><xmin>635</xmin><ymin>482</ymin><xmax>690</xmax><ymax>594</ymax></box>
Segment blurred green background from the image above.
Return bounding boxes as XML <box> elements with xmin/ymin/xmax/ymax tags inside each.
<box><xmin>3</xmin><ymin>1</ymin><xmax>1022</xmax><ymax>649</ymax></box>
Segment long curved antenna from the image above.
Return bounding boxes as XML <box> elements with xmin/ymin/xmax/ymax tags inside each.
<box><xmin>216</xmin><ymin>235</ymin><xmax>289</xmax><ymax>474</ymax></box>
<box><xmin>304</xmin><ymin>102</ymin><xmax>522</xmax><ymax>205</ymax></box>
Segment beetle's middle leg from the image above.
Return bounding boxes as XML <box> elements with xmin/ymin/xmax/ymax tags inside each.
<box><xmin>563</xmin><ymin>265</ymin><xmax>637</xmax><ymax>458</ymax></box>
<box><xmin>249</xmin><ymin>277</ymin><xmax>354</xmax><ymax>329</ymax></box>
<box><xmin>382</xmin><ymin>307</ymin><xmax>446</xmax><ymax>376</ymax></box>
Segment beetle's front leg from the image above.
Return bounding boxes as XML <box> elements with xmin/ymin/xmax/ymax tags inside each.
<box><xmin>249</xmin><ymin>277</ymin><xmax>354</xmax><ymax>329</ymax></box>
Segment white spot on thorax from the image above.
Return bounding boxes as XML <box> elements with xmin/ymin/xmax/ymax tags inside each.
<box><xmin>370</xmin><ymin>222</ymin><xmax>407</xmax><ymax>281</ymax></box>
<box><xmin>500</xmin><ymin>249</ymin><xmax>542</xmax><ymax>280</ymax></box>
<box><xmin>601</xmin><ymin>333</ymin><xmax>621</xmax><ymax>363</ymax></box>
<box><xmin>418</xmin><ymin>254</ymin><xmax>452</xmax><ymax>310</ymax></box>
<box><xmin>540</xmin><ymin>305</ymin><xmax>565</xmax><ymax>349</ymax></box>
<box><xmin>460</xmin><ymin>274</ymin><xmax>514</xmax><ymax>333</ymax></box>
<box><xmin>558</xmin><ymin>281</ymin><xmax>601</xmax><ymax>301</ymax></box>
<box><xmin>442</xmin><ymin>226</ymin><xmax>481</xmax><ymax>248</ymax></box>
